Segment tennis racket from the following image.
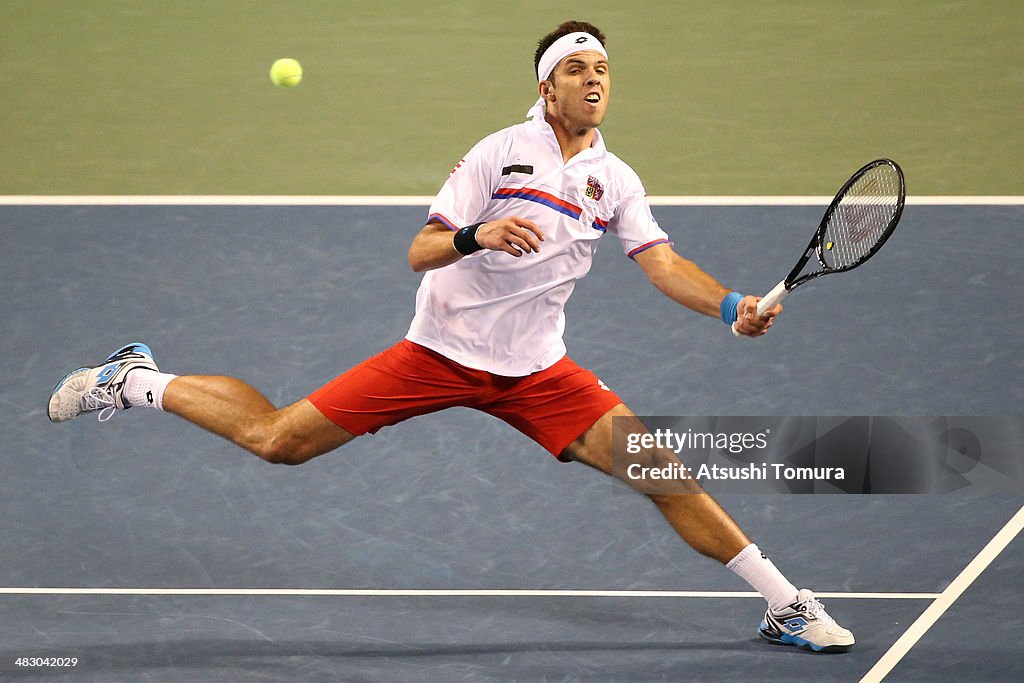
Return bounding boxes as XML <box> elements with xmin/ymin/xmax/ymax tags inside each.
<box><xmin>732</xmin><ymin>158</ymin><xmax>905</xmax><ymax>337</ymax></box>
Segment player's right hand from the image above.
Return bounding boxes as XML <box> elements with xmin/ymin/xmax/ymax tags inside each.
<box><xmin>734</xmin><ymin>295</ymin><xmax>782</xmax><ymax>336</ymax></box>
<box><xmin>474</xmin><ymin>217</ymin><xmax>545</xmax><ymax>257</ymax></box>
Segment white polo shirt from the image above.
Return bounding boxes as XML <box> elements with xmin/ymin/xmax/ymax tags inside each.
<box><xmin>406</xmin><ymin>116</ymin><xmax>670</xmax><ymax>377</ymax></box>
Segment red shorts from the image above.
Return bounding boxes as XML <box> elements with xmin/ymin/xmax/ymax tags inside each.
<box><xmin>308</xmin><ymin>340</ymin><xmax>623</xmax><ymax>459</ymax></box>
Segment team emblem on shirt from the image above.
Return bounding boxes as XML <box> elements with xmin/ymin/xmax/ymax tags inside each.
<box><xmin>585</xmin><ymin>175</ymin><xmax>605</xmax><ymax>201</ymax></box>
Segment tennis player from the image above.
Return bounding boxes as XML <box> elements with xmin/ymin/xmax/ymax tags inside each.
<box><xmin>48</xmin><ymin>20</ymin><xmax>853</xmax><ymax>653</ymax></box>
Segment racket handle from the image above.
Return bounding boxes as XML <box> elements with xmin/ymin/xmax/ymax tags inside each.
<box><xmin>756</xmin><ymin>280</ymin><xmax>789</xmax><ymax>316</ymax></box>
<box><xmin>731</xmin><ymin>280</ymin><xmax>789</xmax><ymax>337</ymax></box>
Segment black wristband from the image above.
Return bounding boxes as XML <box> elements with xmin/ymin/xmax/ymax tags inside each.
<box><xmin>453</xmin><ymin>223</ymin><xmax>485</xmax><ymax>256</ymax></box>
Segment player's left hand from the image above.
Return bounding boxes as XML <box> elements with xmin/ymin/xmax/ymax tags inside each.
<box><xmin>474</xmin><ymin>216</ymin><xmax>545</xmax><ymax>257</ymax></box>
<box><xmin>734</xmin><ymin>295</ymin><xmax>781</xmax><ymax>337</ymax></box>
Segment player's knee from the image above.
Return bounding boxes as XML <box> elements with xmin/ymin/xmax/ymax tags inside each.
<box><xmin>256</xmin><ymin>438</ymin><xmax>313</xmax><ymax>466</ymax></box>
<box><xmin>240</xmin><ymin>406</ymin><xmax>340</xmax><ymax>465</ymax></box>
<box><xmin>248</xmin><ymin>423</ymin><xmax>316</xmax><ymax>466</ymax></box>
<box><xmin>257</xmin><ymin>444</ymin><xmax>298</xmax><ymax>465</ymax></box>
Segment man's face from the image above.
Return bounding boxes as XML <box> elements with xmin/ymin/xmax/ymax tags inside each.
<box><xmin>543</xmin><ymin>50</ymin><xmax>611</xmax><ymax>131</ymax></box>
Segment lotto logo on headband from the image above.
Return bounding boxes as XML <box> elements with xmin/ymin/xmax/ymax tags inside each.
<box><xmin>575</xmin><ymin>36</ymin><xmax>588</xmax><ymax>44</ymax></box>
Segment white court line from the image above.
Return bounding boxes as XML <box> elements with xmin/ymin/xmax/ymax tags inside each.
<box><xmin>860</xmin><ymin>503</ymin><xmax>1024</xmax><ymax>683</ymax></box>
<box><xmin>0</xmin><ymin>195</ymin><xmax>1021</xmax><ymax>206</ymax></box>
<box><xmin>0</xmin><ymin>587</ymin><xmax>937</xmax><ymax>599</ymax></box>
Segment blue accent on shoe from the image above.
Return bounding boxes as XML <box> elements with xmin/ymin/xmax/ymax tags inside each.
<box><xmin>761</xmin><ymin>626</ymin><xmax>819</xmax><ymax>651</ymax></box>
<box><xmin>95</xmin><ymin>363</ymin><xmax>119</xmax><ymax>384</ymax></box>
<box><xmin>782</xmin><ymin>616</ymin><xmax>809</xmax><ymax>632</ymax></box>
<box><xmin>106</xmin><ymin>342</ymin><xmax>153</xmax><ymax>360</ymax></box>
<box><xmin>780</xmin><ymin>632</ymin><xmax>825</xmax><ymax>651</ymax></box>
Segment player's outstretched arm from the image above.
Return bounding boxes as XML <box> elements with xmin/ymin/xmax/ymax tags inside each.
<box><xmin>633</xmin><ymin>243</ymin><xmax>779</xmax><ymax>336</ymax></box>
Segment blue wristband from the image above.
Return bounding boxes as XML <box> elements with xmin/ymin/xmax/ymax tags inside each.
<box><xmin>720</xmin><ymin>292</ymin><xmax>743</xmax><ymax>325</ymax></box>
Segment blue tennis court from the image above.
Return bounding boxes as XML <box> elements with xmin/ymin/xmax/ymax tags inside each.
<box><xmin>1</xmin><ymin>202</ymin><xmax>1021</xmax><ymax>681</ymax></box>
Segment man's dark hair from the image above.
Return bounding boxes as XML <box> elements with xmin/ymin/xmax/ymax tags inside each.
<box><xmin>534</xmin><ymin>20</ymin><xmax>607</xmax><ymax>82</ymax></box>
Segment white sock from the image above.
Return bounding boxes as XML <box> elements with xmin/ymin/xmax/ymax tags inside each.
<box><xmin>123</xmin><ymin>369</ymin><xmax>177</xmax><ymax>410</ymax></box>
<box><xmin>726</xmin><ymin>543</ymin><xmax>799</xmax><ymax>613</ymax></box>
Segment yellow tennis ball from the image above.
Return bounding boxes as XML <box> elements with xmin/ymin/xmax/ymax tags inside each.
<box><xmin>269</xmin><ymin>58</ymin><xmax>302</xmax><ymax>88</ymax></box>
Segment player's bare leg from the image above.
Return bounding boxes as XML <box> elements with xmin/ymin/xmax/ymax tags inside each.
<box><xmin>163</xmin><ymin>377</ymin><xmax>354</xmax><ymax>465</ymax></box>
<box><xmin>47</xmin><ymin>342</ymin><xmax>352</xmax><ymax>466</ymax></box>
<box><xmin>563</xmin><ymin>403</ymin><xmax>854</xmax><ymax>652</ymax></box>
<box><xmin>562</xmin><ymin>403</ymin><xmax>750</xmax><ymax>563</ymax></box>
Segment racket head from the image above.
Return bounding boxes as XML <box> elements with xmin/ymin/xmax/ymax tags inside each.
<box><xmin>803</xmin><ymin>159</ymin><xmax>905</xmax><ymax>284</ymax></box>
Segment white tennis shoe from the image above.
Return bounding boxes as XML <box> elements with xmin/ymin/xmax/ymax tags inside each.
<box><xmin>758</xmin><ymin>588</ymin><xmax>855</xmax><ymax>653</ymax></box>
<box><xmin>48</xmin><ymin>343</ymin><xmax>158</xmax><ymax>422</ymax></box>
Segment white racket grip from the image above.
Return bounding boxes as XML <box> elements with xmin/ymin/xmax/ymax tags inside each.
<box><xmin>731</xmin><ymin>280</ymin><xmax>789</xmax><ymax>337</ymax></box>
<box><xmin>756</xmin><ymin>280</ymin><xmax>789</xmax><ymax>316</ymax></box>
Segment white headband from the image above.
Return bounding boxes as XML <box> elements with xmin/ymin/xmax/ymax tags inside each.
<box><xmin>536</xmin><ymin>32</ymin><xmax>608</xmax><ymax>82</ymax></box>
<box><xmin>528</xmin><ymin>32</ymin><xmax>608</xmax><ymax>120</ymax></box>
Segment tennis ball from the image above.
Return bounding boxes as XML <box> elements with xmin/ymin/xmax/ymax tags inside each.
<box><xmin>269</xmin><ymin>58</ymin><xmax>302</xmax><ymax>88</ymax></box>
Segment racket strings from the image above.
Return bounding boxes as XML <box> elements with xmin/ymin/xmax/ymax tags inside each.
<box><xmin>821</xmin><ymin>166</ymin><xmax>902</xmax><ymax>270</ymax></box>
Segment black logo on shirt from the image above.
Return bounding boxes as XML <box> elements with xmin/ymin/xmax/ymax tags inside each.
<box><xmin>501</xmin><ymin>164</ymin><xmax>534</xmax><ymax>176</ymax></box>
